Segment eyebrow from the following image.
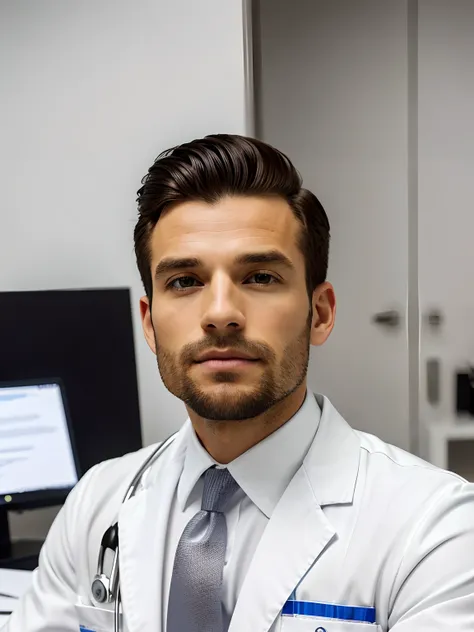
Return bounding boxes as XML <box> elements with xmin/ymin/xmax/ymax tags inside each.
<box><xmin>154</xmin><ymin>249</ymin><xmax>295</xmax><ymax>279</ymax></box>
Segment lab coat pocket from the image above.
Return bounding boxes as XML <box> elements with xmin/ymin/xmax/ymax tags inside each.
<box><xmin>75</xmin><ymin>602</ymin><xmax>126</xmax><ymax>632</ymax></box>
<box><xmin>281</xmin><ymin>615</ymin><xmax>380</xmax><ymax>632</ymax></box>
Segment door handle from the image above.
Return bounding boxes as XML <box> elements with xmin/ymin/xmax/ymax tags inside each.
<box><xmin>372</xmin><ymin>309</ymin><xmax>401</xmax><ymax>328</ymax></box>
<box><xmin>425</xmin><ymin>308</ymin><xmax>444</xmax><ymax>328</ymax></box>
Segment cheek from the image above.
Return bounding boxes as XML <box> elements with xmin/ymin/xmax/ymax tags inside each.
<box><xmin>151</xmin><ymin>299</ymin><xmax>202</xmax><ymax>351</ymax></box>
<box><xmin>250</xmin><ymin>301</ymin><xmax>308</xmax><ymax>349</ymax></box>
<box><xmin>152</xmin><ymin>301</ymin><xmax>183</xmax><ymax>339</ymax></box>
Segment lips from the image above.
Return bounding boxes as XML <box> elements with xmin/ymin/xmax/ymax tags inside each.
<box><xmin>196</xmin><ymin>357</ymin><xmax>258</xmax><ymax>371</ymax></box>
<box><xmin>195</xmin><ymin>349</ymin><xmax>258</xmax><ymax>363</ymax></box>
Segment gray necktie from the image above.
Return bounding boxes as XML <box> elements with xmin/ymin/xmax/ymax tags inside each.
<box><xmin>167</xmin><ymin>467</ymin><xmax>239</xmax><ymax>632</ymax></box>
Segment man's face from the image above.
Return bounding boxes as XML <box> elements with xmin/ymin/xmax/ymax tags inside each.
<box><xmin>141</xmin><ymin>195</ymin><xmax>317</xmax><ymax>421</ymax></box>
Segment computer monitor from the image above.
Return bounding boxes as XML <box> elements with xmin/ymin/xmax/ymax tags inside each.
<box><xmin>0</xmin><ymin>288</ymin><xmax>142</xmax><ymax>475</ymax></box>
<box><xmin>0</xmin><ymin>378</ymin><xmax>79</xmax><ymax>565</ymax></box>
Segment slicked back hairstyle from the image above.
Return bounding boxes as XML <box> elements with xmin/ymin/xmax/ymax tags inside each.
<box><xmin>134</xmin><ymin>134</ymin><xmax>330</xmax><ymax>301</ymax></box>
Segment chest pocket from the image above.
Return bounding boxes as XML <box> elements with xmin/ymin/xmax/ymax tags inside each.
<box><xmin>75</xmin><ymin>602</ymin><xmax>127</xmax><ymax>632</ymax></box>
<box><xmin>281</xmin><ymin>616</ymin><xmax>381</xmax><ymax>631</ymax></box>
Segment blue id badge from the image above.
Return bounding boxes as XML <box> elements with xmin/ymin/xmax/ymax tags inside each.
<box><xmin>281</xmin><ymin>600</ymin><xmax>377</xmax><ymax>631</ymax></box>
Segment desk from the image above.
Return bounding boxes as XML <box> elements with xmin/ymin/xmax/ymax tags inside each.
<box><xmin>0</xmin><ymin>569</ymin><xmax>32</xmax><ymax>628</ymax></box>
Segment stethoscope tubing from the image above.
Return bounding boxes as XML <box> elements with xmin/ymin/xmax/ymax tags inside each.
<box><xmin>96</xmin><ymin>432</ymin><xmax>178</xmax><ymax>632</ymax></box>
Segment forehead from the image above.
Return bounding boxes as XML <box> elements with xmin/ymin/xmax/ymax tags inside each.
<box><xmin>149</xmin><ymin>195</ymin><xmax>302</xmax><ymax>264</ymax></box>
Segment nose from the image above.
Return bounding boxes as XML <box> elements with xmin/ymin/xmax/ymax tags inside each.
<box><xmin>200</xmin><ymin>275</ymin><xmax>245</xmax><ymax>334</ymax></box>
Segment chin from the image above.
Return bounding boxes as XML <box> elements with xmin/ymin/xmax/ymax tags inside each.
<box><xmin>199</xmin><ymin>380</ymin><xmax>257</xmax><ymax>394</ymax></box>
<box><xmin>183</xmin><ymin>380</ymin><xmax>278</xmax><ymax>422</ymax></box>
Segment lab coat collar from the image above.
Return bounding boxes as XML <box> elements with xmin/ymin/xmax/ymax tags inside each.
<box><xmin>228</xmin><ymin>395</ymin><xmax>361</xmax><ymax>632</ymax></box>
<box><xmin>303</xmin><ymin>393</ymin><xmax>361</xmax><ymax>506</ymax></box>
<box><xmin>177</xmin><ymin>389</ymin><xmax>321</xmax><ymax>518</ymax></box>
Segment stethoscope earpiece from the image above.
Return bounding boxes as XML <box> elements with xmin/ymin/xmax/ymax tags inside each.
<box><xmin>91</xmin><ymin>524</ymin><xmax>120</xmax><ymax>604</ymax></box>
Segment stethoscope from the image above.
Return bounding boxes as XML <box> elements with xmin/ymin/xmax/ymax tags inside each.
<box><xmin>90</xmin><ymin>433</ymin><xmax>177</xmax><ymax>632</ymax></box>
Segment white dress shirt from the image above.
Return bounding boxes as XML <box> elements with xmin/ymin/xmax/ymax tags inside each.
<box><xmin>162</xmin><ymin>391</ymin><xmax>321</xmax><ymax>630</ymax></box>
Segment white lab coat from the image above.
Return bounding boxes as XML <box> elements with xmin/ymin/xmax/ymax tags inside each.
<box><xmin>5</xmin><ymin>394</ymin><xmax>474</xmax><ymax>632</ymax></box>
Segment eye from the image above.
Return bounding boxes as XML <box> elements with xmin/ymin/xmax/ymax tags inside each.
<box><xmin>245</xmin><ymin>272</ymin><xmax>279</xmax><ymax>285</ymax></box>
<box><xmin>167</xmin><ymin>276</ymin><xmax>201</xmax><ymax>291</ymax></box>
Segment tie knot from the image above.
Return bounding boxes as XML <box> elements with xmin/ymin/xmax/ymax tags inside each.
<box><xmin>201</xmin><ymin>467</ymin><xmax>238</xmax><ymax>513</ymax></box>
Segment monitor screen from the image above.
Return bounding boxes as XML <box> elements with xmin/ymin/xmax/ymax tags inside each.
<box><xmin>0</xmin><ymin>380</ymin><xmax>78</xmax><ymax>506</ymax></box>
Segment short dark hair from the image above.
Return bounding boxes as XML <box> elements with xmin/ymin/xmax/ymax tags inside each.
<box><xmin>134</xmin><ymin>134</ymin><xmax>330</xmax><ymax>300</ymax></box>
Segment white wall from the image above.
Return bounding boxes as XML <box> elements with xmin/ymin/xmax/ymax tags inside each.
<box><xmin>0</xmin><ymin>0</ymin><xmax>248</xmax><ymax>539</ymax></box>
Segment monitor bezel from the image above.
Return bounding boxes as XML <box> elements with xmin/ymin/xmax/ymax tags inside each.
<box><xmin>0</xmin><ymin>377</ymin><xmax>80</xmax><ymax>511</ymax></box>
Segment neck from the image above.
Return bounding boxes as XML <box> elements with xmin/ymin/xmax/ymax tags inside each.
<box><xmin>187</xmin><ymin>384</ymin><xmax>307</xmax><ymax>464</ymax></box>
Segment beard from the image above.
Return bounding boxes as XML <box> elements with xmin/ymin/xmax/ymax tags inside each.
<box><xmin>154</xmin><ymin>315</ymin><xmax>312</xmax><ymax>422</ymax></box>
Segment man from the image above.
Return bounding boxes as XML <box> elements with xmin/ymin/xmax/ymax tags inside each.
<box><xmin>6</xmin><ymin>134</ymin><xmax>474</xmax><ymax>631</ymax></box>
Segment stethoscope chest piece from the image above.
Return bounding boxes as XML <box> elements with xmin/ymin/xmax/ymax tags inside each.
<box><xmin>91</xmin><ymin>575</ymin><xmax>110</xmax><ymax>603</ymax></box>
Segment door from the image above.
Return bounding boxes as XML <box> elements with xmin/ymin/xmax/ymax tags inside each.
<box><xmin>418</xmin><ymin>0</ymin><xmax>474</xmax><ymax>478</ymax></box>
<box><xmin>255</xmin><ymin>0</ymin><xmax>411</xmax><ymax>449</ymax></box>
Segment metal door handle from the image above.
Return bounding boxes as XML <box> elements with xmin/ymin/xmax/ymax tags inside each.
<box><xmin>372</xmin><ymin>309</ymin><xmax>400</xmax><ymax>328</ymax></box>
<box><xmin>425</xmin><ymin>309</ymin><xmax>444</xmax><ymax>328</ymax></box>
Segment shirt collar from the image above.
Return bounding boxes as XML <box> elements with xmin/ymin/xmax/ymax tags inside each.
<box><xmin>177</xmin><ymin>390</ymin><xmax>321</xmax><ymax>518</ymax></box>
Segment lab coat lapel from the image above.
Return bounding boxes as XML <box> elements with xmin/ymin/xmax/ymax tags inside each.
<box><xmin>117</xmin><ymin>426</ymin><xmax>188</xmax><ymax>632</ymax></box>
<box><xmin>229</xmin><ymin>465</ymin><xmax>335</xmax><ymax>632</ymax></box>
<box><xmin>229</xmin><ymin>395</ymin><xmax>361</xmax><ymax>632</ymax></box>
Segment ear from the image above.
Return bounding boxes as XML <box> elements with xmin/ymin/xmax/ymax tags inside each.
<box><xmin>310</xmin><ymin>282</ymin><xmax>336</xmax><ymax>346</ymax></box>
<box><xmin>139</xmin><ymin>296</ymin><xmax>157</xmax><ymax>354</ymax></box>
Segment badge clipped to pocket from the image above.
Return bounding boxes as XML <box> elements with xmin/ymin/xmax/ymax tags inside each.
<box><xmin>76</xmin><ymin>602</ymin><xmax>124</xmax><ymax>632</ymax></box>
<box><xmin>281</xmin><ymin>600</ymin><xmax>379</xmax><ymax>631</ymax></box>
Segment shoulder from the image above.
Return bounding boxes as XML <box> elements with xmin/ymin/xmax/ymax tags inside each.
<box><xmin>352</xmin><ymin>428</ymin><xmax>474</xmax><ymax>544</ymax></box>
<box><xmin>55</xmin><ymin>442</ymin><xmax>165</xmax><ymax>546</ymax></box>
<box><xmin>353</xmin><ymin>433</ymin><xmax>474</xmax><ymax>625</ymax></box>
<box><xmin>83</xmin><ymin>442</ymin><xmax>163</xmax><ymax>485</ymax></box>
<box><xmin>72</xmin><ymin>442</ymin><xmax>163</xmax><ymax>516</ymax></box>
<box><xmin>314</xmin><ymin>394</ymin><xmax>470</xmax><ymax>508</ymax></box>
<box><xmin>356</xmin><ymin>427</ymin><xmax>467</xmax><ymax>491</ymax></box>
<box><xmin>315</xmin><ymin>394</ymin><xmax>472</xmax><ymax>522</ymax></box>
